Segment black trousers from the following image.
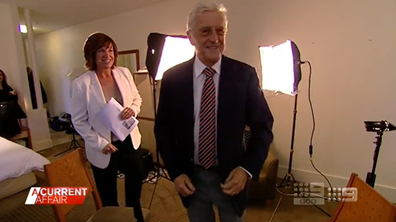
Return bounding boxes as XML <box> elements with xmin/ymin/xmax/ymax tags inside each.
<box><xmin>91</xmin><ymin>135</ymin><xmax>145</xmax><ymax>221</ymax></box>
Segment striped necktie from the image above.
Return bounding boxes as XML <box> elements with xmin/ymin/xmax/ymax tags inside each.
<box><xmin>198</xmin><ymin>67</ymin><xmax>217</xmax><ymax>169</ymax></box>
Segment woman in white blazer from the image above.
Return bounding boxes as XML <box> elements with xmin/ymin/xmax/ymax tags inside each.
<box><xmin>71</xmin><ymin>32</ymin><xmax>145</xmax><ymax>222</ymax></box>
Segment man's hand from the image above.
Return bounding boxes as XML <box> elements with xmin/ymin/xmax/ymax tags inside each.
<box><xmin>221</xmin><ymin>167</ymin><xmax>249</xmax><ymax>196</ymax></box>
<box><xmin>121</xmin><ymin>107</ymin><xmax>135</xmax><ymax>120</ymax></box>
<box><xmin>174</xmin><ymin>174</ymin><xmax>196</xmax><ymax>197</ymax></box>
<box><xmin>101</xmin><ymin>143</ymin><xmax>118</xmax><ymax>154</ymax></box>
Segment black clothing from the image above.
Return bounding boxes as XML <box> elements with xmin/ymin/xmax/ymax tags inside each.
<box><xmin>28</xmin><ymin>74</ymin><xmax>48</xmax><ymax>109</ymax></box>
<box><xmin>91</xmin><ymin>135</ymin><xmax>145</xmax><ymax>222</ymax></box>
<box><xmin>0</xmin><ymin>85</ymin><xmax>26</xmax><ymax>138</ymax></box>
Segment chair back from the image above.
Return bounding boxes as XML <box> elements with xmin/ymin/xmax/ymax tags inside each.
<box><xmin>329</xmin><ymin>173</ymin><xmax>396</xmax><ymax>222</ymax></box>
<box><xmin>44</xmin><ymin>148</ymin><xmax>102</xmax><ymax>222</ymax></box>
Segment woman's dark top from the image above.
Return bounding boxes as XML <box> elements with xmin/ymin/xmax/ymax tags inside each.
<box><xmin>0</xmin><ymin>85</ymin><xmax>18</xmax><ymax>102</ymax></box>
<box><xmin>0</xmin><ymin>84</ymin><xmax>26</xmax><ymax>138</ymax></box>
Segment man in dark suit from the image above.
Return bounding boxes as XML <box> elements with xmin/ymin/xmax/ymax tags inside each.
<box><xmin>154</xmin><ymin>2</ymin><xmax>274</xmax><ymax>222</ymax></box>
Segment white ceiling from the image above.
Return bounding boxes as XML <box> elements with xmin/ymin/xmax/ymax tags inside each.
<box><xmin>1</xmin><ymin>0</ymin><xmax>172</xmax><ymax>35</ymax></box>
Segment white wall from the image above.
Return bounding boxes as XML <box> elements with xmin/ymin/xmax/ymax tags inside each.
<box><xmin>34</xmin><ymin>0</ymin><xmax>396</xmax><ymax>201</ymax></box>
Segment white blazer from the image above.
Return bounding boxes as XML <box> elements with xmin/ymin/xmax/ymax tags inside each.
<box><xmin>71</xmin><ymin>66</ymin><xmax>142</xmax><ymax>169</ymax></box>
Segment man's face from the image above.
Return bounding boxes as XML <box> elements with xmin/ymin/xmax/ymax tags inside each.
<box><xmin>187</xmin><ymin>11</ymin><xmax>227</xmax><ymax>66</ymax></box>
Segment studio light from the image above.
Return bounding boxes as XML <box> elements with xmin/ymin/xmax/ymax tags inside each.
<box><xmin>259</xmin><ymin>39</ymin><xmax>304</xmax><ymax>189</ymax></box>
<box><xmin>364</xmin><ymin>120</ymin><xmax>396</xmax><ymax>133</ymax></box>
<box><xmin>260</xmin><ymin>40</ymin><xmax>330</xmax><ymax>221</ymax></box>
<box><xmin>145</xmin><ymin>32</ymin><xmax>195</xmax><ymax>81</ymax></box>
<box><xmin>364</xmin><ymin>120</ymin><xmax>395</xmax><ymax>188</ymax></box>
<box><xmin>144</xmin><ymin>32</ymin><xmax>195</xmax><ymax>210</ymax></box>
<box><xmin>259</xmin><ymin>39</ymin><xmax>302</xmax><ymax>95</ymax></box>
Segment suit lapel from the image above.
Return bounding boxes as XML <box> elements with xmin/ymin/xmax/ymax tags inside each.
<box><xmin>218</xmin><ymin>55</ymin><xmax>233</xmax><ymax>115</ymax></box>
<box><xmin>217</xmin><ymin>56</ymin><xmax>235</xmax><ymax>149</ymax></box>
<box><xmin>179</xmin><ymin>57</ymin><xmax>195</xmax><ymax>145</ymax></box>
<box><xmin>89</xmin><ymin>71</ymin><xmax>106</xmax><ymax>108</ymax></box>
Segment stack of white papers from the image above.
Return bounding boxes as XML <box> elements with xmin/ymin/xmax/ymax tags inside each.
<box><xmin>96</xmin><ymin>97</ymin><xmax>139</xmax><ymax>141</ymax></box>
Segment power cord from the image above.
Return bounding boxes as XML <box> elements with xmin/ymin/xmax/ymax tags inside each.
<box><xmin>269</xmin><ymin>61</ymin><xmax>337</xmax><ymax>222</ymax></box>
<box><xmin>273</xmin><ymin>61</ymin><xmax>335</xmax><ymax>198</ymax></box>
<box><xmin>301</xmin><ymin>61</ymin><xmax>340</xmax><ymax>217</ymax></box>
<box><xmin>302</xmin><ymin>60</ymin><xmax>334</xmax><ymax>192</ymax></box>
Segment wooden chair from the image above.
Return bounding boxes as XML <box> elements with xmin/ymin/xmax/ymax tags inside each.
<box><xmin>44</xmin><ymin>148</ymin><xmax>149</xmax><ymax>222</ymax></box>
<box><xmin>329</xmin><ymin>173</ymin><xmax>396</xmax><ymax>222</ymax></box>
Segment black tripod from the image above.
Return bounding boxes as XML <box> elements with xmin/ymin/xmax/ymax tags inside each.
<box><xmin>54</xmin><ymin>122</ymin><xmax>82</xmax><ymax>157</ymax></box>
<box><xmin>269</xmin><ymin>94</ymin><xmax>299</xmax><ymax>221</ymax></box>
<box><xmin>147</xmin><ymin>79</ymin><xmax>172</xmax><ymax>209</ymax></box>
<box><xmin>366</xmin><ymin>131</ymin><xmax>383</xmax><ymax>188</ymax></box>
<box><xmin>278</xmin><ymin>94</ymin><xmax>299</xmax><ymax>189</ymax></box>
<box><xmin>270</xmin><ymin>94</ymin><xmax>330</xmax><ymax>222</ymax></box>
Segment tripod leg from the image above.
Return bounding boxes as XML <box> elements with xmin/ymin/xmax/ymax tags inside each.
<box><xmin>76</xmin><ymin>139</ymin><xmax>82</xmax><ymax>148</ymax></box>
<box><xmin>158</xmin><ymin>165</ymin><xmax>171</xmax><ymax>181</ymax></box>
<box><xmin>269</xmin><ymin>194</ymin><xmax>284</xmax><ymax>222</ymax></box>
<box><xmin>148</xmin><ymin>164</ymin><xmax>161</xmax><ymax>209</ymax></box>
<box><xmin>290</xmin><ymin>174</ymin><xmax>298</xmax><ymax>185</ymax></box>
<box><xmin>278</xmin><ymin>174</ymin><xmax>288</xmax><ymax>188</ymax></box>
<box><xmin>148</xmin><ymin>175</ymin><xmax>158</xmax><ymax>209</ymax></box>
<box><xmin>54</xmin><ymin>147</ymin><xmax>73</xmax><ymax>157</ymax></box>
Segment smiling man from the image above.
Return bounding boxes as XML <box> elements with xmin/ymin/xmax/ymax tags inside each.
<box><xmin>154</xmin><ymin>2</ymin><xmax>274</xmax><ymax>222</ymax></box>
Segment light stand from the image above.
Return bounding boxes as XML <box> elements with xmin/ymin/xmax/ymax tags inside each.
<box><xmin>146</xmin><ymin>78</ymin><xmax>172</xmax><ymax>210</ymax></box>
<box><xmin>278</xmin><ymin>93</ymin><xmax>299</xmax><ymax>189</ymax></box>
<box><xmin>364</xmin><ymin>120</ymin><xmax>396</xmax><ymax>188</ymax></box>
<box><xmin>144</xmin><ymin>32</ymin><xmax>195</xmax><ymax>209</ymax></box>
<box><xmin>54</xmin><ymin>120</ymin><xmax>82</xmax><ymax>157</ymax></box>
<box><xmin>259</xmin><ymin>40</ymin><xmax>331</xmax><ymax>221</ymax></box>
<box><xmin>366</xmin><ymin>131</ymin><xmax>382</xmax><ymax>188</ymax></box>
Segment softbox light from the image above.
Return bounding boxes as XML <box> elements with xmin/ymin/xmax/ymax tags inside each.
<box><xmin>145</xmin><ymin>33</ymin><xmax>195</xmax><ymax>81</ymax></box>
<box><xmin>259</xmin><ymin>40</ymin><xmax>302</xmax><ymax>95</ymax></box>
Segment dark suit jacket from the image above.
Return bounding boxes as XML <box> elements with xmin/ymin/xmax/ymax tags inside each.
<box><xmin>154</xmin><ymin>55</ymin><xmax>274</xmax><ymax>217</ymax></box>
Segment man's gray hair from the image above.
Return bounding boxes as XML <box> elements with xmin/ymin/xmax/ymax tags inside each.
<box><xmin>186</xmin><ymin>2</ymin><xmax>228</xmax><ymax>32</ymax></box>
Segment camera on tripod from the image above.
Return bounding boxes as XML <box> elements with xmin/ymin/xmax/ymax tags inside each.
<box><xmin>364</xmin><ymin>120</ymin><xmax>396</xmax><ymax>133</ymax></box>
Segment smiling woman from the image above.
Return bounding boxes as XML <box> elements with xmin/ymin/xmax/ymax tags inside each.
<box><xmin>70</xmin><ymin>32</ymin><xmax>147</xmax><ymax>222</ymax></box>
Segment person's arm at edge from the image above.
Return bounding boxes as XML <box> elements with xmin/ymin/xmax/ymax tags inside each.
<box><xmin>239</xmin><ymin>67</ymin><xmax>274</xmax><ymax>180</ymax></box>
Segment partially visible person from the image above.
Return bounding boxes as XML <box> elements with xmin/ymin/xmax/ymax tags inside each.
<box><xmin>0</xmin><ymin>69</ymin><xmax>27</xmax><ymax>138</ymax></box>
<box><xmin>71</xmin><ymin>32</ymin><xmax>145</xmax><ymax>222</ymax></box>
<box><xmin>26</xmin><ymin>67</ymin><xmax>48</xmax><ymax>109</ymax></box>
<box><xmin>154</xmin><ymin>2</ymin><xmax>274</xmax><ymax>222</ymax></box>
<box><xmin>0</xmin><ymin>69</ymin><xmax>18</xmax><ymax>102</ymax></box>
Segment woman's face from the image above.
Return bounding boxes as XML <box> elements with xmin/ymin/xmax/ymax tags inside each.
<box><xmin>95</xmin><ymin>43</ymin><xmax>114</xmax><ymax>70</ymax></box>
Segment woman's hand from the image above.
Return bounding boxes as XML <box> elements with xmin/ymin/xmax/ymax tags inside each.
<box><xmin>121</xmin><ymin>107</ymin><xmax>135</xmax><ymax>120</ymax></box>
<box><xmin>101</xmin><ymin>143</ymin><xmax>118</xmax><ymax>154</ymax></box>
<box><xmin>9</xmin><ymin>91</ymin><xmax>16</xmax><ymax>95</ymax></box>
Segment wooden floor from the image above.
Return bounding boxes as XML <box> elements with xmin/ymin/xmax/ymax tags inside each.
<box><xmin>0</xmin><ymin>140</ymin><xmax>339</xmax><ymax>222</ymax></box>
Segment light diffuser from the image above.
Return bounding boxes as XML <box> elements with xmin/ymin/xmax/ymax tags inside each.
<box><xmin>146</xmin><ymin>33</ymin><xmax>195</xmax><ymax>81</ymax></box>
<box><xmin>156</xmin><ymin>36</ymin><xmax>195</xmax><ymax>80</ymax></box>
<box><xmin>259</xmin><ymin>40</ymin><xmax>302</xmax><ymax>96</ymax></box>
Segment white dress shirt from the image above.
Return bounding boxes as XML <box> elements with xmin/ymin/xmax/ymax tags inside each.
<box><xmin>192</xmin><ymin>56</ymin><xmax>252</xmax><ymax>179</ymax></box>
